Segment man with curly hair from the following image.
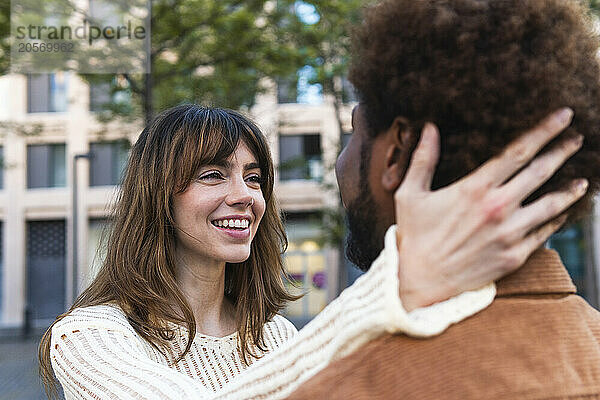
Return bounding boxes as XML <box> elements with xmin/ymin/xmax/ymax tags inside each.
<box><xmin>288</xmin><ymin>0</ymin><xmax>600</xmax><ymax>398</ymax></box>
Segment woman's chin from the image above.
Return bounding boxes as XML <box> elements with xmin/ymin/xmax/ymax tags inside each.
<box><xmin>226</xmin><ymin>252</ymin><xmax>251</xmax><ymax>264</ymax></box>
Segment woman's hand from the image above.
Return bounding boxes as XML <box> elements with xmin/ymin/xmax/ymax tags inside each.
<box><xmin>395</xmin><ymin>108</ymin><xmax>587</xmax><ymax>311</ymax></box>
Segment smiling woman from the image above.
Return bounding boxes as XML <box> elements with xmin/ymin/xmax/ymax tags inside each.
<box><xmin>38</xmin><ymin>105</ymin><xmax>305</xmax><ymax>398</ymax></box>
<box><xmin>36</xmin><ymin>104</ymin><xmax>502</xmax><ymax>400</ymax></box>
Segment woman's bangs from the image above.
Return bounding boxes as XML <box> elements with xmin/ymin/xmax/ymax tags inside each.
<box><xmin>199</xmin><ymin>125</ymin><xmax>241</xmax><ymax>167</ymax></box>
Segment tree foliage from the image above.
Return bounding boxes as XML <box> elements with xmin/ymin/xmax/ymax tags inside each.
<box><xmin>287</xmin><ymin>0</ymin><xmax>365</xmax><ymax>102</ymax></box>
<box><xmin>84</xmin><ymin>0</ymin><xmax>304</xmax><ymax>123</ymax></box>
<box><xmin>0</xmin><ymin>1</ymin><xmax>9</xmax><ymax>75</ymax></box>
<box><xmin>0</xmin><ymin>0</ymin><xmax>365</xmax><ymax>123</ymax></box>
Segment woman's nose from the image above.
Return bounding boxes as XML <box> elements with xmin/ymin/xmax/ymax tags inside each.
<box><xmin>226</xmin><ymin>178</ymin><xmax>254</xmax><ymax>207</ymax></box>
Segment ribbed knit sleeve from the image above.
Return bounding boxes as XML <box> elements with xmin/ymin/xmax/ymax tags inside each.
<box><xmin>50</xmin><ymin>225</ymin><xmax>495</xmax><ymax>400</ymax></box>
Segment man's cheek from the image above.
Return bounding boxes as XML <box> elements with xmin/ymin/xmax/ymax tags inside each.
<box><xmin>335</xmin><ymin>155</ymin><xmax>347</xmax><ymax>209</ymax></box>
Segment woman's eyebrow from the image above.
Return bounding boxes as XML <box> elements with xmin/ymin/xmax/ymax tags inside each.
<box><xmin>244</xmin><ymin>162</ymin><xmax>261</xmax><ymax>171</ymax></box>
<box><xmin>206</xmin><ymin>160</ymin><xmax>260</xmax><ymax>171</ymax></box>
<box><xmin>200</xmin><ymin>160</ymin><xmax>229</xmax><ymax>170</ymax></box>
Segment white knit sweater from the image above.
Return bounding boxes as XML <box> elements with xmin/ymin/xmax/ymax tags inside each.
<box><xmin>50</xmin><ymin>226</ymin><xmax>496</xmax><ymax>399</ymax></box>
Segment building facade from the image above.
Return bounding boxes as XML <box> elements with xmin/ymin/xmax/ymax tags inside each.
<box><xmin>0</xmin><ymin>72</ymin><xmax>353</xmax><ymax>331</ymax></box>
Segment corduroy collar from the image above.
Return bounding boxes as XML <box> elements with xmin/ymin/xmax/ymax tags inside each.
<box><xmin>496</xmin><ymin>248</ymin><xmax>576</xmax><ymax>297</ymax></box>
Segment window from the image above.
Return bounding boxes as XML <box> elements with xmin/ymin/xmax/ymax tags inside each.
<box><xmin>27</xmin><ymin>144</ymin><xmax>66</xmax><ymax>188</ymax></box>
<box><xmin>27</xmin><ymin>73</ymin><xmax>68</xmax><ymax>113</ymax></box>
<box><xmin>279</xmin><ymin>134</ymin><xmax>322</xmax><ymax>181</ymax></box>
<box><xmin>89</xmin><ymin>140</ymin><xmax>130</xmax><ymax>186</ymax></box>
<box><xmin>26</xmin><ymin>220</ymin><xmax>66</xmax><ymax>326</ymax></box>
<box><xmin>87</xmin><ymin>218</ymin><xmax>108</xmax><ymax>286</ymax></box>
<box><xmin>89</xmin><ymin>82</ymin><xmax>111</xmax><ymax>112</ymax></box>
<box><xmin>282</xmin><ymin>212</ymin><xmax>328</xmax><ymax>327</ymax></box>
<box><xmin>277</xmin><ymin>77</ymin><xmax>298</xmax><ymax>104</ymax></box>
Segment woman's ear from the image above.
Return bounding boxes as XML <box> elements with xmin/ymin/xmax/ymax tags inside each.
<box><xmin>381</xmin><ymin>117</ymin><xmax>414</xmax><ymax>192</ymax></box>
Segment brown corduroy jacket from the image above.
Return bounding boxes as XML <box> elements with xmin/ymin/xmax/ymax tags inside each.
<box><xmin>287</xmin><ymin>249</ymin><xmax>600</xmax><ymax>400</ymax></box>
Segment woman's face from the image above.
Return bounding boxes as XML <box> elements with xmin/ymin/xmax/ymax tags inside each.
<box><xmin>172</xmin><ymin>141</ymin><xmax>266</xmax><ymax>266</ymax></box>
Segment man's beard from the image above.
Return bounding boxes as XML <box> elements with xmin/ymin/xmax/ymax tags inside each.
<box><xmin>345</xmin><ymin>175</ymin><xmax>387</xmax><ymax>272</ymax></box>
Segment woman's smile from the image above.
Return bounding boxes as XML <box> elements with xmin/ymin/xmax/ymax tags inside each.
<box><xmin>211</xmin><ymin>214</ymin><xmax>253</xmax><ymax>239</ymax></box>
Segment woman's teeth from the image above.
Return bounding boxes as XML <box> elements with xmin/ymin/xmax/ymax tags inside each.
<box><xmin>213</xmin><ymin>219</ymin><xmax>249</xmax><ymax>230</ymax></box>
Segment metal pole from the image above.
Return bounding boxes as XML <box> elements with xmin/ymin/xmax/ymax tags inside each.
<box><xmin>72</xmin><ymin>153</ymin><xmax>91</xmax><ymax>305</ymax></box>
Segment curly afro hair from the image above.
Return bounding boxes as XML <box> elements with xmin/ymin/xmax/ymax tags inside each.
<box><xmin>349</xmin><ymin>0</ymin><xmax>600</xmax><ymax>220</ymax></box>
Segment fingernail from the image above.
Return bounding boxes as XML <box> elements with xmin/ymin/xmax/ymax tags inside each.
<box><xmin>557</xmin><ymin>108</ymin><xmax>574</xmax><ymax>124</ymax></box>
<box><xmin>574</xmin><ymin>134</ymin><xmax>584</xmax><ymax>147</ymax></box>
<box><xmin>421</xmin><ymin>123</ymin><xmax>435</xmax><ymax>144</ymax></box>
<box><xmin>575</xmin><ymin>178</ymin><xmax>588</xmax><ymax>194</ymax></box>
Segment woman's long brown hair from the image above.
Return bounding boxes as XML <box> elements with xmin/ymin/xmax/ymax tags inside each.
<box><xmin>39</xmin><ymin>105</ymin><xmax>300</xmax><ymax>399</ymax></box>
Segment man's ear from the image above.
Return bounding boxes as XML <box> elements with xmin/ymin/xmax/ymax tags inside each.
<box><xmin>381</xmin><ymin>116</ymin><xmax>414</xmax><ymax>192</ymax></box>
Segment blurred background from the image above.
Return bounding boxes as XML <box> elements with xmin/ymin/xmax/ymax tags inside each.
<box><xmin>1</xmin><ymin>0</ymin><xmax>600</xmax><ymax>399</ymax></box>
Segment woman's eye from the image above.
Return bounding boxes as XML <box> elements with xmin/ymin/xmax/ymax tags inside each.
<box><xmin>199</xmin><ymin>171</ymin><xmax>223</xmax><ymax>180</ymax></box>
<box><xmin>246</xmin><ymin>175</ymin><xmax>263</xmax><ymax>184</ymax></box>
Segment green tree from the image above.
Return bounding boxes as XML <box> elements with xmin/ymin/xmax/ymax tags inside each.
<box><xmin>0</xmin><ymin>3</ymin><xmax>44</xmax><ymax>138</ymax></box>
<box><xmin>294</xmin><ymin>0</ymin><xmax>364</xmax><ymax>129</ymax></box>
<box><xmin>277</xmin><ymin>0</ymin><xmax>367</xmax><ymax>143</ymax></box>
<box><xmin>0</xmin><ymin>1</ymin><xmax>9</xmax><ymax>75</ymax></box>
<box><xmin>85</xmin><ymin>0</ymin><xmax>303</xmax><ymax>124</ymax></box>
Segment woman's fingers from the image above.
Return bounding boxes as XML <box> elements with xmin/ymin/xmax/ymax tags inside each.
<box><xmin>400</xmin><ymin>123</ymin><xmax>440</xmax><ymax>192</ymax></box>
<box><xmin>514</xmin><ymin>214</ymin><xmax>569</xmax><ymax>263</ymax></box>
<box><xmin>501</xmin><ymin>134</ymin><xmax>583</xmax><ymax>204</ymax></box>
<box><xmin>507</xmin><ymin>179</ymin><xmax>588</xmax><ymax>237</ymax></box>
<box><xmin>470</xmin><ymin>108</ymin><xmax>574</xmax><ymax>187</ymax></box>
